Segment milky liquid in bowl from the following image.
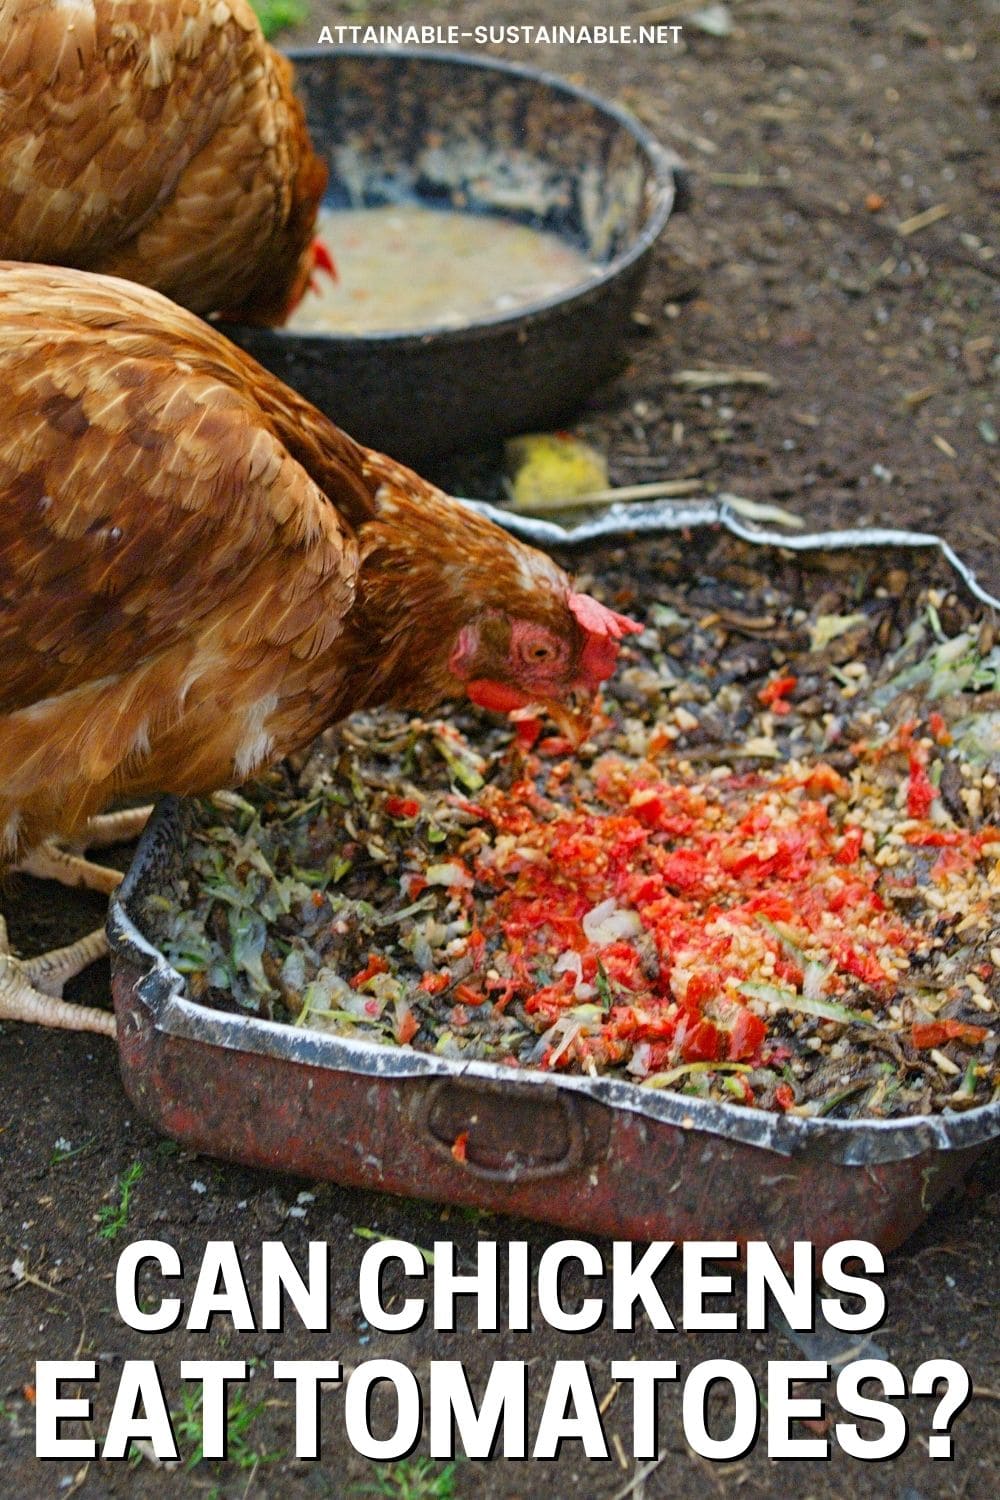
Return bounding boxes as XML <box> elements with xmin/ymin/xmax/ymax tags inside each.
<box><xmin>287</xmin><ymin>203</ymin><xmax>599</xmax><ymax>336</ymax></box>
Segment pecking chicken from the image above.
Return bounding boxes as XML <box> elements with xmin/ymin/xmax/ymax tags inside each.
<box><xmin>0</xmin><ymin>0</ymin><xmax>331</xmax><ymax>324</ymax></box>
<box><xmin>0</xmin><ymin>261</ymin><xmax>641</xmax><ymax>1037</ymax></box>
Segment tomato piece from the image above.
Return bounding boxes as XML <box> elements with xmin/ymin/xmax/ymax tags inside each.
<box><xmin>454</xmin><ymin>983</ymin><xmax>485</xmax><ymax>1007</ymax></box>
<box><xmin>514</xmin><ymin>716</ymin><xmax>543</xmax><ymax>751</ymax></box>
<box><xmin>538</xmin><ymin>736</ymin><xmax>573</xmax><ymax>756</ymax></box>
<box><xmin>727</xmin><ymin>1008</ymin><xmax>766</xmax><ymax>1061</ymax></box>
<box><xmin>911</xmin><ymin>1020</ymin><xmax>988</xmax><ymax>1049</ymax></box>
<box><xmin>928</xmin><ymin>711</ymin><xmax>951</xmax><ymax>745</ymax></box>
<box><xmin>904</xmin><ymin>828</ymin><xmax>959</xmax><ymax>848</ymax></box>
<box><xmin>758</xmin><ymin>674</ymin><xmax>797</xmax><ymax>707</ymax></box>
<box><xmin>350</xmin><ymin>953</ymin><xmax>389</xmax><ymax>988</ymax></box>
<box><xmin>681</xmin><ymin>1018</ymin><xmax>724</xmax><ymax>1062</ymax></box>
<box><xmin>660</xmin><ymin>848</ymin><xmax>708</xmax><ymax>890</ymax></box>
<box><xmin>395</xmin><ymin>1008</ymin><xmax>419</xmax><ymax>1045</ymax></box>
<box><xmin>681</xmin><ymin>971</ymin><xmax>721</xmax><ymax>1009</ymax></box>
<box><xmin>630</xmin><ymin>789</ymin><xmax>666</xmax><ymax>826</ymax></box>
<box><xmin>836</xmin><ymin>826</ymin><xmax>864</xmax><ymax>865</ymax></box>
<box><xmin>385</xmin><ymin>795</ymin><xmax>421</xmax><ymax>819</ymax></box>
<box><xmin>906</xmin><ymin>751</ymin><xmax>936</xmax><ymax>819</ymax></box>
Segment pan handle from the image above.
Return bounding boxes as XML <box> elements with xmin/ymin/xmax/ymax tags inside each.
<box><xmin>413</xmin><ymin>1075</ymin><xmax>606</xmax><ymax>1183</ymax></box>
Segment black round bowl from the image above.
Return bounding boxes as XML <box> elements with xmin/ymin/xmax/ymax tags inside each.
<box><xmin>220</xmin><ymin>48</ymin><xmax>684</xmax><ymax>465</ymax></box>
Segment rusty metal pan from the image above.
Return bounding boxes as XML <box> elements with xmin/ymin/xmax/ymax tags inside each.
<box><xmin>107</xmin><ymin>503</ymin><xmax>1000</xmax><ymax>1260</ymax></box>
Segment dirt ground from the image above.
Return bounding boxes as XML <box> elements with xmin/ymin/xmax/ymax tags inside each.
<box><xmin>1</xmin><ymin>2</ymin><xmax>998</xmax><ymax>1497</ymax></box>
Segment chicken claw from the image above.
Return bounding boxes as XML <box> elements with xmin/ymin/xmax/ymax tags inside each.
<box><xmin>0</xmin><ymin>808</ymin><xmax>148</xmax><ymax>1034</ymax></box>
<box><xmin>79</xmin><ymin>806</ymin><xmax>153</xmax><ymax>849</ymax></box>
<box><xmin>15</xmin><ymin>843</ymin><xmax>123</xmax><ymax>894</ymax></box>
<box><xmin>12</xmin><ymin>805</ymin><xmax>151</xmax><ymax>893</ymax></box>
<box><xmin>0</xmin><ymin>916</ymin><xmax>115</xmax><ymax>1036</ymax></box>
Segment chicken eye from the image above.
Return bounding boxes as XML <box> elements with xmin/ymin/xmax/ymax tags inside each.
<box><xmin>520</xmin><ymin>638</ymin><xmax>557</xmax><ymax>665</ymax></box>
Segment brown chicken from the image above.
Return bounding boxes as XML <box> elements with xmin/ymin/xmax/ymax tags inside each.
<box><xmin>0</xmin><ymin>0</ymin><xmax>330</xmax><ymax>323</ymax></box>
<box><xmin>0</xmin><ymin>262</ymin><xmax>641</xmax><ymax>1036</ymax></box>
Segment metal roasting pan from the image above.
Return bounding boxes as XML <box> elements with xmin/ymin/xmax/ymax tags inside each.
<box><xmin>107</xmin><ymin>501</ymin><xmax>1000</xmax><ymax>1262</ymax></box>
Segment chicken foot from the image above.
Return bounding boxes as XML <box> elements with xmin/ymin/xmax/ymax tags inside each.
<box><xmin>0</xmin><ymin>807</ymin><xmax>150</xmax><ymax>1035</ymax></box>
<box><xmin>0</xmin><ymin>914</ymin><xmax>116</xmax><ymax>1036</ymax></box>
<box><xmin>13</xmin><ymin>805</ymin><xmax>153</xmax><ymax>894</ymax></box>
<box><xmin>78</xmin><ymin>806</ymin><xmax>154</xmax><ymax>848</ymax></box>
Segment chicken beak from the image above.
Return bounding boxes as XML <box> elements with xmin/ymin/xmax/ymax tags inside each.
<box><xmin>466</xmin><ymin>679</ymin><xmax>595</xmax><ymax>749</ymax></box>
<box><xmin>538</xmin><ymin>696</ymin><xmax>593</xmax><ymax>749</ymax></box>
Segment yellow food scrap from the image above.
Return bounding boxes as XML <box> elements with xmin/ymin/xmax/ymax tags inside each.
<box><xmin>505</xmin><ymin>432</ymin><xmax>609</xmax><ymax>510</ymax></box>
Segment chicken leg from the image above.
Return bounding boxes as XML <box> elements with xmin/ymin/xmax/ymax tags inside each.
<box><xmin>14</xmin><ymin>805</ymin><xmax>153</xmax><ymax>892</ymax></box>
<box><xmin>0</xmin><ymin>805</ymin><xmax>151</xmax><ymax>1037</ymax></box>
<box><xmin>0</xmin><ymin>915</ymin><xmax>115</xmax><ymax>1035</ymax></box>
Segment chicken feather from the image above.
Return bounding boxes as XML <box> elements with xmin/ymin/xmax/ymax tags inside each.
<box><xmin>0</xmin><ymin>0</ymin><xmax>328</xmax><ymax>323</ymax></box>
<box><xmin>0</xmin><ymin>263</ymin><xmax>639</xmax><ymax>875</ymax></box>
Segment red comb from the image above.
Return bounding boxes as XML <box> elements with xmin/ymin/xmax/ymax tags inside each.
<box><xmin>568</xmin><ymin>591</ymin><xmax>643</xmax><ymax>640</ymax></box>
<box><xmin>569</xmin><ymin>591</ymin><xmax>642</xmax><ymax>690</ymax></box>
<box><xmin>311</xmin><ymin>237</ymin><xmax>337</xmax><ymax>280</ymax></box>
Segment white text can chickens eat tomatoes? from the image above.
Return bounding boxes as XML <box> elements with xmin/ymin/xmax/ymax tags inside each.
<box><xmin>111</xmin><ymin>1235</ymin><xmax>884</xmax><ymax>1333</ymax></box>
<box><xmin>31</xmin><ymin>1236</ymin><xmax>973</xmax><ymax>1464</ymax></box>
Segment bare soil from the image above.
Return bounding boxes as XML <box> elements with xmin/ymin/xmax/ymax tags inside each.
<box><xmin>2</xmin><ymin>3</ymin><xmax>997</xmax><ymax>1497</ymax></box>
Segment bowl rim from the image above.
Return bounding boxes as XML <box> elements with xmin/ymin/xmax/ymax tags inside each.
<box><xmin>240</xmin><ymin>45</ymin><xmax>678</xmax><ymax>346</ymax></box>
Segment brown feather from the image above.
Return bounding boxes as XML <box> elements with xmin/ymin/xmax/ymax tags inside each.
<box><xmin>0</xmin><ymin>0</ymin><xmax>327</xmax><ymax>323</ymax></box>
<box><xmin>0</xmin><ymin>265</ymin><xmax>592</xmax><ymax>869</ymax></box>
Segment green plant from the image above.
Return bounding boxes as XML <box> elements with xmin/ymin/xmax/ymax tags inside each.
<box><xmin>250</xmin><ymin>0</ymin><xmax>308</xmax><ymax>41</ymax></box>
<box><xmin>355</xmin><ymin>1458</ymin><xmax>459</xmax><ymax>1500</ymax></box>
<box><xmin>172</xmin><ymin>1384</ymin><xmax>280</xmax><ymax>1472</ymax></box>
<box><xmin>97</xmin><ymin>1161</ymin><xmax>143</xmax><ymax>1240</ymax></box>
<box><xmin>50</xmin><ymin>1135</ymin><xmax>94</xmax><ymax>1165</ymax></box>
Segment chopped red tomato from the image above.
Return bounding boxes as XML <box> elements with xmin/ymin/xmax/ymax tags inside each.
<box><xmin>681</xmin><ymin>1018</ymin><xmax>724</xmax><ymax>1062</ymax></box>
<box><xmin>350</xmin><ymin>953</ymin><xmax>389</xmax><ymax>988</ymax></box>
<box><xmin>906</xmin><ymin>750</ymin><xmax>936</xmax><ymax>819</ymax></box>
<box><xmin>448</xmin><ymin>719</ymin><xmax>995</xmax><ymax>1112</ymax></box>
<box><xmin>385</xmin><ymin>795</ymin><xmax>421</xmax><ymax>820</ymax></box>
<box><xmin>395</xmin><ymin>1008</ymin><xmax>419</xmax><ymax>1045</ymax></box>
<box><xmin>454</xmin><ymin>983</ymin><xmax>485</xmax><ymax>1007</ymax></box>
<box><xmin>726</xmin><ymin>1008</ymin><xmax>767</xmax><ymax>1061</ymax></box>
<box><xmin>758</xmin><ymin>674</ymin><xmax>797</xmax><ymax>714</ymax></box>
<box><xmin>837</xmin><ymin>826</ymin><xmax>864</xmax><ymax>864</ymax></box>
<box><xmin>911</xmin><ymin>1020</ymin><xmax>988</xmax><ymax>1049</ymax></box>
<box><xmin>928</xmin><ymin>711</ymin><xmax>951</xmax><ymax>745</ymax></box>
<box><xmin>513</xmin><ymin>716</ymin><xmax>543</xmax><ymax>751</ymax></box>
